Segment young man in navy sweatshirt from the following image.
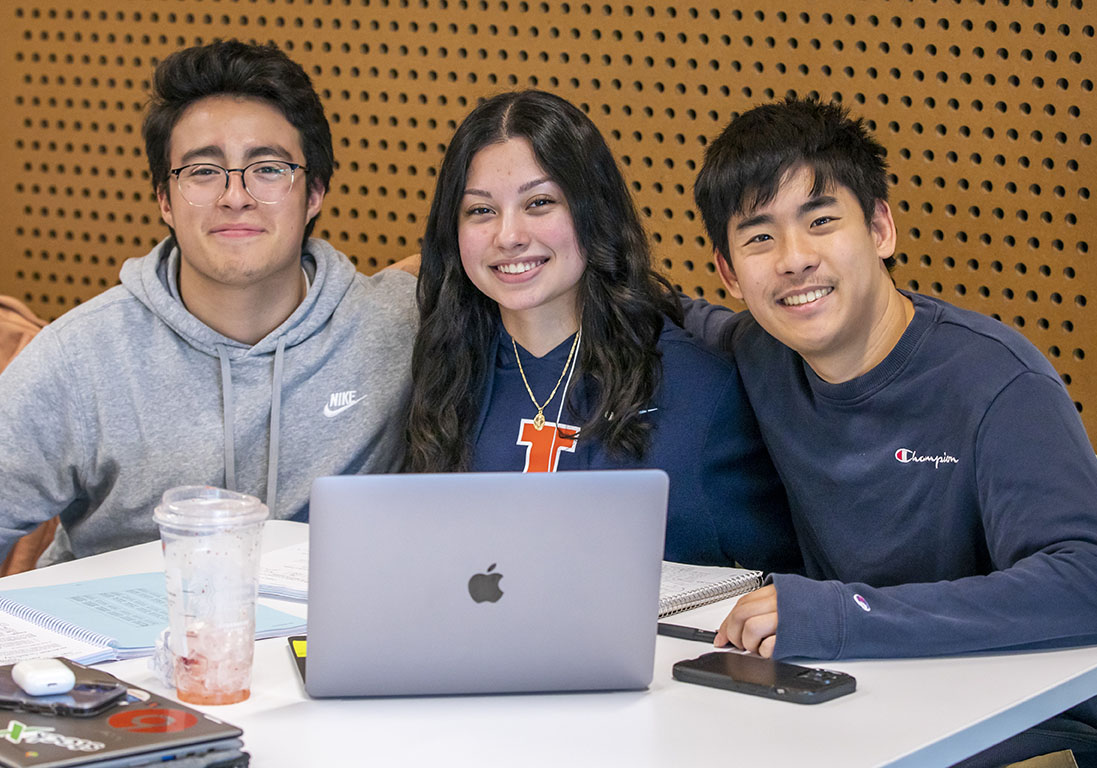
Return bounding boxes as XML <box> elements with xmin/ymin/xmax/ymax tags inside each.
<box><xmin>690</xmin><ymin>98</ymin><xmax>1097</xmax><ymax>766</ymax></box>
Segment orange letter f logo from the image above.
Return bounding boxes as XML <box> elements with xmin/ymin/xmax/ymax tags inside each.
<box><xmin>516</xmin><ymin>419</ymin><xmax>579</xmax><ymax>472</ymax></box>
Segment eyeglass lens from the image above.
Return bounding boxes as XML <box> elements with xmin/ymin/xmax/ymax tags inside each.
<box><xmin>175</xmin><ymin>161</ymin><xmax>299</xmax><ymax>206</ymax></box>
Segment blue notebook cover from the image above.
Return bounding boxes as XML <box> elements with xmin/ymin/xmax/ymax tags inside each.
<box><xmin>0</xmin><ymin>572</ymin><xmax>305</xmax><ymax>662</ymax></box>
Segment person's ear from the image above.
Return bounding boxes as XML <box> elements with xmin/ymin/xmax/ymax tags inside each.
<box><xmin>714</xmin><ymin>251</ymin><xmax>744</xmax><ymax>301</ymax></box>
<box><xmin>306</xmin><ymin>179</ymin><xmax>326</xmax><ymax>223</ymax></box>
<box><xmin>870</xmin><ymin>199</ymin><xmax>897</xmax><ymax>263</ymax></box>
<box><xmin>157</xmin><ymin>187</ymin><xmax>175</xmax><ymax>230</ymax></box>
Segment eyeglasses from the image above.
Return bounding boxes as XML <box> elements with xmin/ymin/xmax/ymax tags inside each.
<box><xmin>168</xmin><ymin>160</ymin><xmax>308</xmax><ymax>207</ymax></box>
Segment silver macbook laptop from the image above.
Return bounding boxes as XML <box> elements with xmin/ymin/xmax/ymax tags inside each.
<box><xmin>305</xmin><ymin>469</ymin><xmax>669</xmax><ymax>697</ymax></box>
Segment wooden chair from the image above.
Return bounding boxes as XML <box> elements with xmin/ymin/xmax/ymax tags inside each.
<box><xmin>0</xmin><ymin>296</ymin><xmax>60</xmax><ymax>576</ymax></box>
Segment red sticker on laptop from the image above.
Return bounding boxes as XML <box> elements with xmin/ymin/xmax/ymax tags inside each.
<box><xmin>108</xmin><ymin>708</ymin><xmax>199</xmax><ymax>733</ymax></box>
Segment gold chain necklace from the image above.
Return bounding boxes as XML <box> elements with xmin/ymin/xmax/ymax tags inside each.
<box><xmin>512</xmin><ymin>330</ymin><xmax>581</xmax><ymax>431</ymax></box>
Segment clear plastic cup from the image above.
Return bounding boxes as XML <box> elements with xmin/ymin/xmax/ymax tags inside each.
<box><xmin>153</xmin><ymin>486</ymin><xmax>269</xmax><ymax>705</ymax></box>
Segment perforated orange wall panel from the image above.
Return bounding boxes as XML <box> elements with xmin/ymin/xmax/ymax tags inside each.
<box><xmin>1</xmin><ymin>0</ymin><xmax>1093</xmax><ymax>440</ymax></box>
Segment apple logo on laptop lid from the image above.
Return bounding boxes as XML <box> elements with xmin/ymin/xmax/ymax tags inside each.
<box><xmin>468</xmin><ymin>563</ymin><xmax>504</xmax><ymax>603</ymax></box>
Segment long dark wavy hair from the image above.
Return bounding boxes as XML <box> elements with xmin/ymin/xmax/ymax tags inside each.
<box><xmin>404</xmin><ymin>90</ymin><xmax>682</xmax><ymax>472</ymax></box>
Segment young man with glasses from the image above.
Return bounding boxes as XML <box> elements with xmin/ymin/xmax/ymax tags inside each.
<box><xmin>0</xmin><ymin>40</ymin><xmax>417</xmax><ymax>563</ymax></box>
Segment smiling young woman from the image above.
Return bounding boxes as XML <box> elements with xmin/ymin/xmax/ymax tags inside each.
<box><xmin>401</xmin><ymin>90</ymin><xmax>800</xmax><ymax>573</ymax></box>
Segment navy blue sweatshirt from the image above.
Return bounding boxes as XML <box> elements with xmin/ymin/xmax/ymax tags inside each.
<box><xmin>469</xmin><ymin>319</ymin><xmax>801</xmax><ymax>574</ymax></box>
<box><xmin>686</xmin><ymin>292</ymin><xmax>1097</xmax><ymax>662</ymax></box>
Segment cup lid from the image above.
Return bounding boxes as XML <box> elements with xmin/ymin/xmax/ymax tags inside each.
<box><xmin>153</xmin><ymin>485</ymin><xmax>269</xmax><ymax>529</ymax></box>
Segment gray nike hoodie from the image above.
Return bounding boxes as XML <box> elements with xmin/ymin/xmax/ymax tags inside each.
<box><xmin>0</xmin><ymin>237</ymin><xmax>417</xmax><ymax>563</ymax></box>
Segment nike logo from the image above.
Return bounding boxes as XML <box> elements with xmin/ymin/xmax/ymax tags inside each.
<box><xmin>323</xmin><ymin>390</ymin><xmax>367</xmax><ymax>418</ymax></box>
<box><xmin>638</xmin><ymin>408</ymin><xmax>659</xmax><ymax>415</ymax></box>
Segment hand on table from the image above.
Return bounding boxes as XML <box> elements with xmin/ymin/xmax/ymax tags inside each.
<box><xmin>714</xmin><ymin>583</ymin><xmax>778</xmax><ymax>658</ymax></box>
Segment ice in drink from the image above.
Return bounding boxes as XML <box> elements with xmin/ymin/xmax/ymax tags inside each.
<box><xmin>154</xmin><ymin>487</ymin><xmax>268</xmax><ymax>705</ymax></box>
<box><xmin>173</xmin><ymin>621</ymin><xmax>255</xmax><ymax>705</ymax></box>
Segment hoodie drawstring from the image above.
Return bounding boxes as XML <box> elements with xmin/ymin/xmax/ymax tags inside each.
<box><xmin>216</xmin><ymin>344</ymin><xmax>237</xmax><ymax>492</ymax></box>
<box><xmin>266</xmin><ymin>337</ymin><xmax>286</xmax><ymax>515</ymax></box>
<box><xmin>216</xmin><ymin>339</ymin><xmax>285</xmax><ymax>515</ymax></box>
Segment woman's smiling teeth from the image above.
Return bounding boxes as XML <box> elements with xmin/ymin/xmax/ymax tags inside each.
<box><xmin>781</xmin><ymin>287</ymin><xmax>833</xmax><ymax>306</ymax></box>
<box><xmin>495</xmin><ymin>258</ymin><xmax>547</xmax><ymax>275</ymax></box>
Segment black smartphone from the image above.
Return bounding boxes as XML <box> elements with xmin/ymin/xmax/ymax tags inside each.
<box><xmin>672</xmin><ymin>651</ymin><xmax>856</xmax><ymax>704</ymax></box>
<box><xmin>0</xmin><ymin>660</ymin><xmax>128</xmax><ymax>717</ymax></box>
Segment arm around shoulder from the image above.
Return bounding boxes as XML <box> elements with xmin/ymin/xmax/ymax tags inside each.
<box><xmin>381</xmin><ymin>253</ymin><xmax>421</xmax><ymax>277</ymax></box>
<box><xmin>678</xmin><ymin>295</ymin><xmax>738</xmax><ymax>353</ymax></box>
<box><xmin>699</xmin><ymin>358</ymin><xmax>801</xmax><ymax>574</ymax></box>
<box><xmin>357</xmin><ymin>266</ymin><xmax>420</xmax><ymax>338</ymax></box>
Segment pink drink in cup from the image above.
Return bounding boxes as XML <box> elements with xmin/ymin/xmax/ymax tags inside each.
<box><xmin>154</xmin><ymin>486</ymin><xmax>268</xmax><ymax>705</ymax></box>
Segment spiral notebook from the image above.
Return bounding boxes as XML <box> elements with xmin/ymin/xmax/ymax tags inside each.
<box><xmin>0</xmin><ymin>572</ymin><xmax>306</xmax><ymax>665</ymax></box>
<box><xmin>259</xmin><ymin>546</ymin><xmax>764</xmax><ymax>614</ymax></box>
<box><xmin>658</xmin><ymin>562</ymin><xmax>762</xmax><ymax>617</ymax></box>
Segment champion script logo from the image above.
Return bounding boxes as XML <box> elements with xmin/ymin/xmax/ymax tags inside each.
<box><xmin>894</xmin><ymin>448</ymin><xmax>959</xmax><ymax>468</ymax></box>
<box><xmin>323</xmin><ymin>390</ymin><xmax>367</xmax><ymax>418</ymax></box>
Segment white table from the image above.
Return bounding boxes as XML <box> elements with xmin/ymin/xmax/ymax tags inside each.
<box><xmin>3</xmin><ymin>520</ymin><xmax>1095</xmax><ymax>767</ymax></box>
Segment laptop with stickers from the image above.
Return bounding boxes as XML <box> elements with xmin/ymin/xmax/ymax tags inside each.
<box><xmin>0</xmin><ymin>661</ymin><xmax>245</xmax><ymax>767</ymax></box>
<box><xmin>305</xmin><ymin>470</ymin><xmax>669</xmax><ymax>697</ymax></box>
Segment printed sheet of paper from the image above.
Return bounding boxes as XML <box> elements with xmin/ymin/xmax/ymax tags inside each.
<box><xmin>0</xmin><ymin>573</ymin><xmax>168</xmax><ymax>652</ymax></box>
<box><xmin>0</xmin><ymin>612</ymin><xmax>110</xmax><ymax>665</ymax></box>
<box><xmin>258</xmin><ymin>542</ymin><xmax>308</xmax><ymax>600</ymax></box>
<box><xmin>0</xmin><ymin>572</ymin><xmax>306</xmax><ymax>661</ymax></box>
<box><xmin>659</xmin><ymin>562</ymin><xmax>758</xmax><ymax>599</ymax></box>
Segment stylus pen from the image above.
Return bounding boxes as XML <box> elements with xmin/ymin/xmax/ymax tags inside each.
<box><xmin>657</xmin><ymin>622</ymin><xmax>718</xmax><ymax>644</ymax></box>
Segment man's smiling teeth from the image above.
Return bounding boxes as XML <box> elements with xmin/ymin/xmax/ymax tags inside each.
<box><xmin>781</xmin><ymin>287</ymin><xmax>833</xmax><ymax>306</ymax></box>
<box><xmin>496</xmin><ymin>259</ymin><xmax>546</xmax><ymax>274</ymax></box>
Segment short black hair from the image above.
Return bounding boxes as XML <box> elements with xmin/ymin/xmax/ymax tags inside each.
<box><xmin>694</xmin><ymin>98</ymin><xmax>891</xmax><ymax>269</ymax></box>
<box><xmin>142</xmin><ymin>39</ymin><xmax>333</xmax><ymax>239</ymax></box>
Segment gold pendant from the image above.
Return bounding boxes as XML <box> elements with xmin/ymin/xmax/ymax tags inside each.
<box><xmin>533</xmin><ymin>411</ymin><xmax>546</xmax><ymax>430</ymax></box>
